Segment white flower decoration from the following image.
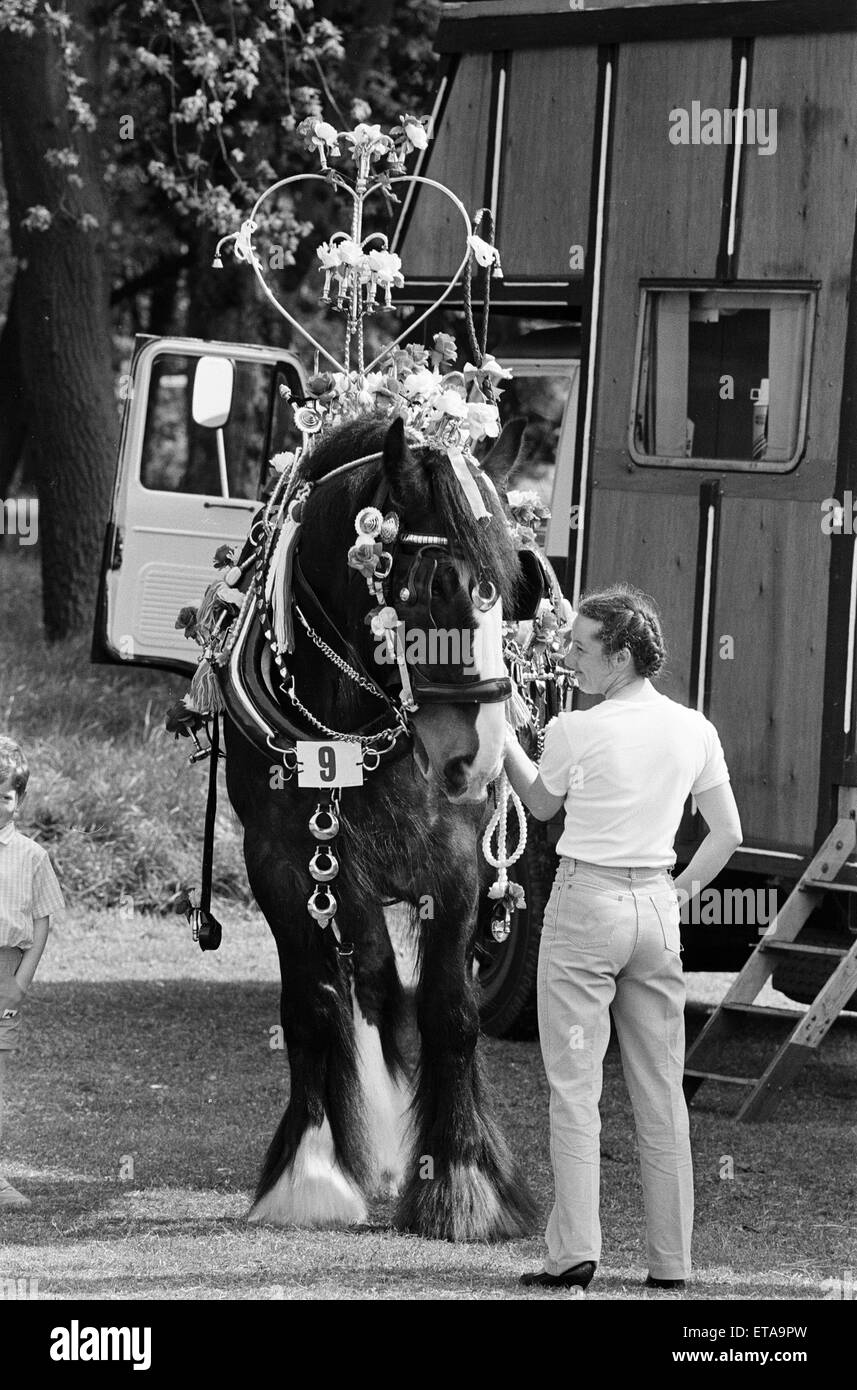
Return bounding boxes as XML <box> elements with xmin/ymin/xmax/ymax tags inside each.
<box><xmin>431</xmin><ymin>389</ymin><xmax>467</xmax><ymax>421</ymax></box>
<box><xmin>314</xmin><ymin>121</ymin><xmax>340</xmax><ymax>150</ymax></box>
<box><xmin>367</xmin><ymin>248</ymin><xmax>404</xmax><ymax>287</ymax></box>
<box><xmin>466</xmin><ymin>401</ymin><xmax>501</xmax><ymax>442</ymax></box>
<box><xmin>463</xmin><ymin>354</ymin><xmax>512</xmax><ymax>385</ymax></box>
<box><xmin>317</xmin><ymin>241</ymin><xmax>340</xmax><ymax>270</ymax></box>
<box><xmin>467</xmin><ymin>233</ymin><xmax>500</xmax><ymax>268</ymax></box>
<box><xmin>403</xmin><ymin>118</ymin><xmax>429</xmax><ymax>150</ymax></box>
<box><xmin>335</xmin><ymin>237</ymin><xmax>364</xmax><ymax>268</ymax></box>
<box><xmin>506</xmin><ymin>489</ymin><xmax>541</xmax><ymax>511</ymax></box>
<box><xmin>401</xmin><ymin>367</ymin><xmax>440</xmax><ymax>400</ymax></box>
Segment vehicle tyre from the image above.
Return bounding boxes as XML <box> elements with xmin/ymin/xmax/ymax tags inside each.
<box><xmin>476</xmin><ymin>816</ymin><xmax>556</xmax><ymax>1039</ymax></box>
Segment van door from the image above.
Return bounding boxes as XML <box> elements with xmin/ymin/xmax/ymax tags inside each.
<box><xmin>93</xmin><ymin>336</ymin><xmax>306</xmax><ymax>674</ymax></box>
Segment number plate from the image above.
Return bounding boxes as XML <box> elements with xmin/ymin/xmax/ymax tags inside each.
<box><xmin>296</xmin><ymin>741</ymin><xmax>364</xmax><ymax>788</ymax></box>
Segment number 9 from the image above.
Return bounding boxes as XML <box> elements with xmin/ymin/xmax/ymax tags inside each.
<box><xmin>319</xmin><ymin>746</ymin><xmax>337</xmax><ymax>782</ymax></box>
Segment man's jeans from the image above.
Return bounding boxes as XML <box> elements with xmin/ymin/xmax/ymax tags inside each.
<box><xmin>537</xmin><ymin>857</ymin><xmax>693</xmax><ymax>1280</ymax></box>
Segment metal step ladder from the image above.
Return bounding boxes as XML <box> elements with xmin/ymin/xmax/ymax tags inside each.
<box><xmin>683</xmin><ymin>809</ymin><xmax>857</xmax><ymax>1121</ymax></box>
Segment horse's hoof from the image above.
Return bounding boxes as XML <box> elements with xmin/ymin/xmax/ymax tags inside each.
<box><xmin>247</xmin><ymin>1176</ymin><xmax>368</xmax><ymax>1229</ymax></box>
<box><xmin>396</xmin><ymin>1161</ymin><xmax>537</xmax><ymax>1242</ymax></box>
<box><xmin>248</xmin><ymin>1118</ymin><xmax>369</xmax><ymax>1229</ymax></box>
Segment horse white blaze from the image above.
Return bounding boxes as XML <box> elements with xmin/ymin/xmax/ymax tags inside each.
<box><xmin>468</xmin><ymin>598</ymin><xmax>507</xmax><ymax>795</ymax></box>
<box><xmin>351</xmin><ymin>975</ymin><xmax>414</xmax><ymax>1197</ymax></box>
<box><xmin>248</xmin><ymin>1115</ymin><xmax>367</xmax><ymax>1228</ymax></box>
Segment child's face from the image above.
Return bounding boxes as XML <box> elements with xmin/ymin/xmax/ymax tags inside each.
<box><xmin>0</xmin><ymin>778</ymin><xmax>18</xmax><ymax>828</ymax></box>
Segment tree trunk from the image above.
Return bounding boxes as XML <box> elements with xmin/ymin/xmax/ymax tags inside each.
<box><xmin>0</xmin><ymin>2</ymin><xmax>118</xmax><ymax>639</ymax></box>
<box><xmin>0</xmin><ymin>276</ymin><xmax>30</xmax><ymax>498</ymax></box>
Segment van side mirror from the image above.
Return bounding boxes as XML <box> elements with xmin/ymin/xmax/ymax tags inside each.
<box><xmin>192</xmin><ymin>356</ymin><xmax>234</xmax><ymax>429</ymax></box>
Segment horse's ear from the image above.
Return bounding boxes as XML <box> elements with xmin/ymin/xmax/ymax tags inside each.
<box><xmin>479</xmin><ymin>417</ymin><xmax>527</xmax><ymax>493</ymax></box>
<box><xmin>382</xmin><ymin>416</ymin><xmax>424</xmax><ymax>504</ymax></box>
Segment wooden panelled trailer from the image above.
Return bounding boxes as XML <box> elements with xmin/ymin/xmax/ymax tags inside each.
<box><xmin>393</xmin><ymin>0</ymin><xmax>857</xmax><ymax>1033</ymax></box>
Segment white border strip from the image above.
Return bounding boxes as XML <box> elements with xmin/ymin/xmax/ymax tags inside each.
<box><xmin>696</xmin><ymin>504</ymin><xmax>715</xmax><ymax>713</ymax></box>
<box><xmin>572</xmin><ymin>58</ymin><xmax>612</xmax><ymax>607</ymax></box>
<box><xmin>734</xmin><ymin>846</ymin><xmax>803</xmax><ymax>861</ymax></box>
<box><xmin>726</xmin><ymin>55</ymin><xmax>747</xmax><ymax>260</ymax></box>
<box><xmin>490</xmin><ymin>62</ymin><xmax>507</xmax><ymax>224</ymax></box>
<box><xmin>844</xmin><ymin>539</ymin><xmax>857</xmax><ymax>734</ymax></box>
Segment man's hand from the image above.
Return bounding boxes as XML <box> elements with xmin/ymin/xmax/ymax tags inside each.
<box><xmin>0</xmin><ymin>976</ymin><xmax>25</xmax><ymax>1014</ymax></box>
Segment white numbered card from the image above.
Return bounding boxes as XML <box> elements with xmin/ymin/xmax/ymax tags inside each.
<box><xmin>296</xmin><ymin>741</ymin><xmax>364</xmax><ymax>788</ymax></box>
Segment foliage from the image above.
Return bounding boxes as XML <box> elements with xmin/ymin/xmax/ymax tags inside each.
<box><xmin>0</xmin><ymin>550</ymin><xmax>249</xmax><ymax>909</ymax></box>
<box><xmin>0</xmin><ymin>1</ymin><xmax>441</xmax><ymax>275</ymax></box>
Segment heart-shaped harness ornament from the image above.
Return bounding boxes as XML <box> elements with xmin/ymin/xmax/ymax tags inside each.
<box><xmin>211</xmin><ymin>115</ymin><xmax>506</xmax><ymax>485</ymax></box>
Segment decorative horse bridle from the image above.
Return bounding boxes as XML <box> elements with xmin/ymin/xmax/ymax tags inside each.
<box><xmin>251</xmin><ymin>447</ymin><xmax>514</xmax><ymax>763</ymax></box>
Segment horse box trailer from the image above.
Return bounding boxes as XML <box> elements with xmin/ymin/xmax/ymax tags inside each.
<box><xmin>94</xmin><ymin>0</ymin><xmax>857</xmax><ymax>1035</ymax></box>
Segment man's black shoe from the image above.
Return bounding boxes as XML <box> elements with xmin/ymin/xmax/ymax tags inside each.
<box><xmin>520</xmin><ymin>1261</ymin><xmax>596</xmax><ymax>1290</ymax></box>
<box><xmin>645</xmin><ymin>1274</ymin><xmax>686</xmax><ymax>1289</ymax></box>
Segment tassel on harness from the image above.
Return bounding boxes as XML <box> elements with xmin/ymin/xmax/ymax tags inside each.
<box><xmin>188</xmin><ymin>655</ymin><xmax>225</xmax><ymax>715</ymax></box>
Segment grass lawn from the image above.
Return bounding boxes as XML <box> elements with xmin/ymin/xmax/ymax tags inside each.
<box><xmin>1</xmin><ymin>547</ymin><xmax>854</xmax><ymax>1300</ymax></box>
<box><xmin>0</xmin><ymin>908</ymin><xmax>854</xmax><ymax>1301</ymax></box>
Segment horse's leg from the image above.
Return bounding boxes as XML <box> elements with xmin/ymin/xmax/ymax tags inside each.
<box><xmin>396</xmin><ymin>873</ymin><xmax>538</xmax><ymax>1241</ymax></box>
<box><xmin>245</xmin><ymin>854</ymin><xmax>373</xmax><ymax>1227</ymax></box>
<box><xmin>350</xmin><ymin>903</ymin><xmax>416</xmax><ymax>1197</ymax></box>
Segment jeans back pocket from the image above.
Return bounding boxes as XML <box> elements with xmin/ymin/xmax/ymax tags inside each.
<box><xmin>651</xmin><ymin>890</ymin><xmax>683</xmax><ymax>955</ymax></box>
<box><xmin>559</xmin><ymin>879</ymin><xmax>623</xmax><ymax>951</ymax></box>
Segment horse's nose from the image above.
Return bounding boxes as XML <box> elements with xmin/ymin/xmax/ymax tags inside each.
<box><xmin>442</xmin><ymin>754</ymin><xmax>472</xmax><ymax>798</ymax></box>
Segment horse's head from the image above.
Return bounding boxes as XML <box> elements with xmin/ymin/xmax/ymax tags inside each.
<box><xmin>295</xmin><ymin>414</ymin><xmax>526</xmax><ymax>804</ymax></box>
<box><xmin>379</xmin><ymin>417</ymin><xmax>525</xmax><ymax>803</ymax></box>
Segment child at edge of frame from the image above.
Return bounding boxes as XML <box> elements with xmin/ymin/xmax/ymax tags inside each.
<box><xmin>0</xmin><ymin>735</ymin><xmax>65</xmax><ymax>1207</ymax></box>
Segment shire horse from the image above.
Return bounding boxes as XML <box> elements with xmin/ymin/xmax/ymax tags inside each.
<box><xmin>224</xmin><ymin>413</ymin><xmax>539</xmax><ymax>1239</ymax></box>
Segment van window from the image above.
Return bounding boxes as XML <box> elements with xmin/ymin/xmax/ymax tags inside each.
<box><xmin>140</xmin><ymin>353</ymin><xmax>303</xmax><ymax>498</ymax></box>
<box><xmin>631</xmin><ymin>287</ymin><xmax>814</xmax><ymax>472</ymax></box>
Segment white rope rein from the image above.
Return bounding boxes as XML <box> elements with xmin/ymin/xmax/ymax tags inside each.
<box><xmin>482</xmin><ymin>770</ymin><xmax>527</xmax><ymax>900</ymax></box>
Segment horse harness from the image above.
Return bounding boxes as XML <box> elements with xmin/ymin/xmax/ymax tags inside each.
<box><xmin>190</xmin><ymin>450</ymin><xmax>545</xmax><ymax>957</ymax></box>
<box><xmin>224</xmin><ymin>453</ymin><xmax>529</xmax><ymax>759</ymax></box>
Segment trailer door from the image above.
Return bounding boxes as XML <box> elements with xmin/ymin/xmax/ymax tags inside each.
<box><xmin>94</xmin><ymin>336</ymin><xmax>305</xmax><ymax>674</ymax></box>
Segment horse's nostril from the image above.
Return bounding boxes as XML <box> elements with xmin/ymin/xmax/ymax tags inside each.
<box><xmin>443</xmin><ymin>755</ymin><xmax>472</xmax><ymax>791</ymax></box>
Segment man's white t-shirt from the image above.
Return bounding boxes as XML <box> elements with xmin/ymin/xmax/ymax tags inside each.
<box><xmin>537</xmin><ymin>681</ymin><xmax>730</xmax><ymax>867</ymax></box>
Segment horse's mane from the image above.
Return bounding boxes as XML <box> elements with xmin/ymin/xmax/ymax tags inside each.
<box><xmin>298</xmin><ymin>415</ymin><xmax>521</xmax><ymax>608</ymax></box>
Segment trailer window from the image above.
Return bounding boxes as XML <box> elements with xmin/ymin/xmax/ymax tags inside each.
<box><xmin>631</xmin><ymin>287</ymin><xmax>814</xmax><ymax>472</ymax></box>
